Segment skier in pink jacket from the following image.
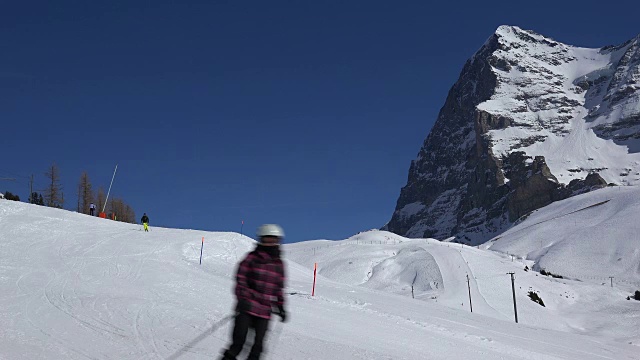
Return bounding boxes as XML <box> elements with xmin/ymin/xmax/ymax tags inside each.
<box><xmin>220</xmin><ymin>224</ymin><xmax>287</xmax><ymax>360</ymax></box>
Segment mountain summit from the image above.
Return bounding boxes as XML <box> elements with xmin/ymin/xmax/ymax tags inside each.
<box><xmin>384</xmin><ymin>26</ymin><xmax>640</xmax><ymax>243</ymax></box>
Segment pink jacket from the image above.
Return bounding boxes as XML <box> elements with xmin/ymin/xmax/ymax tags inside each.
<box><xmin>235</xmin><ymin>246</ymin><xmax>285</xmax><ymax>319</ymax></box>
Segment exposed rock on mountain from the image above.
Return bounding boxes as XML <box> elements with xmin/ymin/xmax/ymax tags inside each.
<box><xmin>384</xmin><ymin>26</ymin><xmax>640</xmax><ymax>244</ymax></box>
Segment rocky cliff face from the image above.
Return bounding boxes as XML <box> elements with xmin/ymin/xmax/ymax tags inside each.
<box><xmin>384</xmin><ymin>26</ymin><xmax>640</xmax><ymax>244</ymax></box>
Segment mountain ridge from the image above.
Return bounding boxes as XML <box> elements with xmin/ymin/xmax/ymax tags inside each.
<box><xmin>384</xmin><ymin>25</ymin><xmax>640</xmax><ymax>243</ymax></box>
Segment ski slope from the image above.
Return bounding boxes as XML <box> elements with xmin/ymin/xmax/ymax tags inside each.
<box><xmin>0</xmin><ymin>198</ymin><xmax>638</xmax><ymax>359</ymax></box>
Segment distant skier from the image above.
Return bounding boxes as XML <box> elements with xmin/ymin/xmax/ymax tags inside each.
<box><xmin>89</xmin><ymin>203</ymin><xmax>96</xmax><ymax>216</ymax></box>
<box><xmin>220</xmin><ymin>224</ymin><xmax>287</xmax><ymax>360</ymax></box>
<box><xmin>141</xmin><ymin>213</ymin><xmax>149</xmax><ymax>232</ymax></box>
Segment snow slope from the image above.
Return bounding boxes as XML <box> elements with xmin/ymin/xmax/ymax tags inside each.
<box><xmin>0</xmin><ymin>200</ymin><xmax>637</xmax><ymax>359</ymax></box>
<box><xmin>485</xmin><ymin>185</ymin><xmax>640</xmax><ymax>283</ymax></box>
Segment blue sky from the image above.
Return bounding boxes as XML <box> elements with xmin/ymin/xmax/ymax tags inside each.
<box><xmin>1</xmin><ymin>0</ymin><xmax>638</xmax><ymax>242</ymax></box>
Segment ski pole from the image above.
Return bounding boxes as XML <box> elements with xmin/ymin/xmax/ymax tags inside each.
<box><xmin>166</xmin><ymin>314</ymin><xmax>234</xmax><ymax>360</ymax></box>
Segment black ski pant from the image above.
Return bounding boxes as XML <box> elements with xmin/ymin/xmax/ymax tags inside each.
<box><xmin>222</xmin><ymin>312</ymin><xmax>270</xmax><ymax>360</ymax></box>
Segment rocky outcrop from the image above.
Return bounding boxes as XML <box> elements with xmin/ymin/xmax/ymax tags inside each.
<box><xmin>384</xmin><ymin>26</ymin><xmax>637</xmax><ymax>244</ymax></box>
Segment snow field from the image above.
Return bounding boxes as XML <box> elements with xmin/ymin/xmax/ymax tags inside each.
<box><xmin>0</xmin><ymin>198</ymin><xmax>638</xmax><ymax>359</ymax></box>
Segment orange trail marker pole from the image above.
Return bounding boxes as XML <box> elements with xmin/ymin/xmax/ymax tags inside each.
<box><xmin>199</xmin><ymin>237</ymin><xmax>204</xmax><ymax>265</ymax></box>
<box><xmin>312</xmin><ymin>263</ymin><xmax>317</xmax><ymax>296</ymax></box>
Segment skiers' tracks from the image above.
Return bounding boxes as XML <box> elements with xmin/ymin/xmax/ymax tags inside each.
<box><xmin>134</xmin><ymin>302</ymin><xmax>163</xmax><ymax>359</ymax></box>
<box><xmin>304</xmin><ymin>290</ymin><xmax>618</xmax><ymax>360</ymax></box>
<box><xmin>21</xmin><ymin>228</ymin><xmax>174</xmax><ymax>359</ymax></box>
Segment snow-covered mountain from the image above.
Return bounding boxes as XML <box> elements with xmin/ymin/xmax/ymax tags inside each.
<box><xmin>1</xmin><ymin>192</ymin><xmax>638</xmax><ymax>359</ymax></box>
<box><xmin>384</xmin><ymin>25</ymin><xmax>640</xmax><ymax>243</ymax></box>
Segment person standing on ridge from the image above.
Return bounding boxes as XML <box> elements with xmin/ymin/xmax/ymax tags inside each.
<box><xmin>141</xmin><ymin>213</ymin><xmax>149</xmax><ymax>232</ymax></box>
<box><xmin>220</xmin><ymin>224</ymin><xmax>287</xmax><ymax>360</ymax></box>
<box><xmin>89</xmin><ymin>202</ymin><xmax>96</xmax><ymax>216</ymax></box>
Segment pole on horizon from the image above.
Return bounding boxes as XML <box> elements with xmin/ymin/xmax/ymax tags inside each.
<box><xmin>240</xmin><ymin>220</ymin><xmax>244</xmax><ymax>238</ymax></box>
<box><xmin>199</xmin><ymin>237</ymin><xmax>205</xmax><ymax>265</ymax></box>
<box><xmin>102</xmin><ymin>164</ymin><xmax>118</xmax><ymax>216</ymax></box>
<box><xmin>312</xmin><ymin>263</ymin><xmax>317</xmax><ymax>296</ymax></box>
<box><xmin>508</xmin><ymin>272</ymin><xmax>518</xmax><ymax>323</ymax></box>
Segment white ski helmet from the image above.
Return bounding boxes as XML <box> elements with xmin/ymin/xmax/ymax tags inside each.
<box><xmin>256</xmin><ymin>224</ymin><xmax>285</xmax><ymax>239</ymax></box>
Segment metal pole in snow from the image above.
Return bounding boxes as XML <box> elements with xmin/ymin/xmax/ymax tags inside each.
<box><xmin>466</xmin><ymin>274</ymin><xmax>473</xmax><ymax>313</ymax></box>
<box><xmin>312</xmin><ymin>263</ymin><xmax>317</xmax><ymax>296</ymax></box>
<box><xmin>240</xmin><ymin>220</ymin><xmax>244</xmax><ymax>238</ymax></box>
<box><xmin>199</xmin><ymin>237</ymin><xmax>204</xmax><ymax>265</ymax></box>
<box><xmin>102</xmin><ymin>164</ymin><xmax>118</xmax><ymax>213</ymax></box>
<box><xmin>411</xmin><ymin>273</ymin><xmax>417</xmax><ymax>299</ymax></box>
<box><xmin>508</xmin><ymin>272</ymin><xmax>518</xmax><ymax>323</ymax></box>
